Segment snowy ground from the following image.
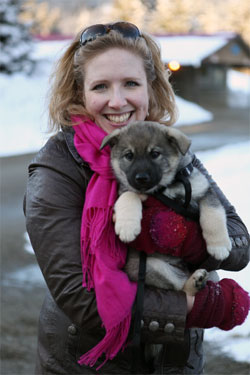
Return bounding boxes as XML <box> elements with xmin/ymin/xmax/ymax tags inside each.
<box><xmin>1</xmin><ymin>39</ymin><xmax>250</xmax><ymax>363</ymax></box>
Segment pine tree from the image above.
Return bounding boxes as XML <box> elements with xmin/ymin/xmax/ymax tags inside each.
<box><xmin>0</xmin><ymin>0</ymin><xmax>33</xmax><ymax>74</ymax></box>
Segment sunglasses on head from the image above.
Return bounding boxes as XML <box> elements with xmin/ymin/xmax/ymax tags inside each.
<box><xmin>79</xmin><ymin>22</ymin><xmax>142</xmax><ymax>46</ymax></box>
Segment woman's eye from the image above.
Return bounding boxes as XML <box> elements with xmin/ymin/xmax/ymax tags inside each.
<box><xmin>126</xmin><ymin>81</ymin><xmax>138</xmax><ymax>87</ymax></box>
<box><xmin>150</xmin><ymin>150</ymin><xmax>160</xmax><ymax>159</ymax></box>
<box><xmin>92</xmin><ymin>83</ymin><xmax>106</xmax><ymax>91</ymax></box>
<box><xmin>124</xmin><ymin>151</ymin><xmax>134</xmax><ymax>161</ymax></box>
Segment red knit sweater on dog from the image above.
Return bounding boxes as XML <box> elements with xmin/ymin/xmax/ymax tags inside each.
<box><xmin>130</xmin><ymin>196</ymin><xmax>250</xmax><ymax>331</ymax></box>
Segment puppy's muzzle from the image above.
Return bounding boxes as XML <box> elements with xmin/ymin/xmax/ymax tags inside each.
<box><xmin>129</xmin><ymin>171</ymin><xmax>160</xmax><ymax>191</ymax></box>
<box><xmin>135</xmin><ymin>172</ymin><xmax>150</xmax><ymax>185</ymax></box>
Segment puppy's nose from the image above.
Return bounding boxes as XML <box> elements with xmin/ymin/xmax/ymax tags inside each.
<box><xmin>135</xmin><ymin>172</ymin><xmax>150</xmax><ymax>186</ymax></box>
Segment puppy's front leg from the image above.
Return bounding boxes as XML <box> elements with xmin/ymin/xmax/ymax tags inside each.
<box><xmin>199</xmin><ymin>191</ymin><xmax>232</xmax><ymax>261</ymax></box>
<box><xmin>114</xmin><ymin>192</ymin><xmax>147</xmax><ymax>243</ymax></box>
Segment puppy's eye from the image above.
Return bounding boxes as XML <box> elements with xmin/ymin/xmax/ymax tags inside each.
<box><xmin>150</xmin><ymin>150</ymin><xmax>160</xmax><ymax>159</ymax></box>
<box><xmin>124</xmin><ymin>151</ymin><xmax>134</xmax><ymax>161</ymax></box>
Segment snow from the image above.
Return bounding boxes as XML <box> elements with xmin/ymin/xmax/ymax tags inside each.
<box><xmin>0</xmin><ymin>40</ymin><xmax>68</xmax><ymax>157</ymax></box>
<box><xmin>226</xmin><ymin>69</ymin><xmax>250</xmax><ymax>108</ymax></box>
<box><xmin>227</xmin><ymin>69</ymin><xmax>250</xmax><ymax>94</ymax></box>
<box><xmin>1</xmin><ymin>39</ymin><xmax>250</xmax><ymax>363</ymax></box>
<box><xmin>175</xmin><ymin>96</ymin><xmax>213</xmax><ymax>126</ymax></box>
<box><xmin>155</xmin><ymin>35</ymin><xmax>228</xmax><ymax>67</ymax></box>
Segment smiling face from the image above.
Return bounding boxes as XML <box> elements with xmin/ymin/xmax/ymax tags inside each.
<box><xmin>83</xmin><ymin>48</ymin><xmax>149</xmax><ymax>134</ymax></box>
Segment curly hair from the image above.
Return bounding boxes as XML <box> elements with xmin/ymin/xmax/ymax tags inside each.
<box><xmin>48</xmin><ymin>28</ymin><xmax>177</xmax><ymax>131</ymax></box>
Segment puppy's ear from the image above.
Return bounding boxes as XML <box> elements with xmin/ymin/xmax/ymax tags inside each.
<box><xmin>166</xmin><ymin>127</ymin><xmax>191</xmax><ymax>155</ymax></box>
<box><xmin>100</xmin><ymin>129</ymin><xmax>121</xmax><ymax>150</ymax></box>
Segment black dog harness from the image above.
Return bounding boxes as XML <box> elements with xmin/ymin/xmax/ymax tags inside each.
<box><xmin>154</xmin><ymin>157</ymin><xmax>198</xmax><ymax>220</ymax></box>
<box><xmin>175</xmin><ymin>159</ymin><xmax>194</xmax><ymax>208</ymax></box>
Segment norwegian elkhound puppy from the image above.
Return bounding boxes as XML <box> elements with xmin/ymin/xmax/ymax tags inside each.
<box><xmin>101</xmin><ymin>121</ymin><xmax>231</xmax><ymax>295</ymax></box>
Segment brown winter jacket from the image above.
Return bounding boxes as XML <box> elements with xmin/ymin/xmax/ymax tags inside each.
<box><xmin>24</xmin><ymin>126</ymin><xmax>250</xmax><ymax>375</ymax></box>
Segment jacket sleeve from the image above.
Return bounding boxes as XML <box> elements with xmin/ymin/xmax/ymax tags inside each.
<box><xmin>24</xmin><ymin>137</ymin><xmax>103</xmax><ymax>330</ymax></box>
<box><xmin>24</xmin><ymin>134</ymin><xmax>188</xmax><ymax>345</ymax></box>
<box><xmin>193</xmin><ymin>156</ymin><xmax>250</xmax><ymax>272</ymax></box>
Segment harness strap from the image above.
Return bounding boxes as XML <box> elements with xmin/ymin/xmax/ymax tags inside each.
<box><xmin>153</xmin><ymin>191</ymin><xmax>199</xmax><ymax>221</ymax></box>
<box><xmin>130</xmin><ymin>251</ymin><xmax>147</xmax><ymax>373</ymax></box>
<box><xmin>153</xmin><ymin>157</ymin><xmax>198</xmax><ymax>219</ymax></box>
<box><xmin>175</xmin><ymin>174</ymin><xmax>192</xmax><ymax>208</ymax></box>
<box><xmin>175</xmin><ymin>158</ymin><xmax>194</xmax><ymax>209</ymax></box>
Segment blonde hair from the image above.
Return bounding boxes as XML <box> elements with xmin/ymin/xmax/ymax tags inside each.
<box><xmin>48</xmin><ymin>28</ymin><xmax>177</xmax><ymax>131</ymax></box>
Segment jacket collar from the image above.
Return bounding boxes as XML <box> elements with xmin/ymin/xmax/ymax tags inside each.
<box><xmin>62</xmin><ymin>126</ymin><xmax>90</xmax><ymax>168</ymax></box>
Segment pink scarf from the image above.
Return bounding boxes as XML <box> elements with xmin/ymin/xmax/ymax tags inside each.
<box><xmin>72</xmin><ymin>116</ymin><xmax>137</xmax><ymax>369</ymax></box>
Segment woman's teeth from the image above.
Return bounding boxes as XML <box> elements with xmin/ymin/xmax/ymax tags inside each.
<box><xmin>105</xmin><ymin>113</ymin><xmax>131</xmax><ymax>123</ymax></box>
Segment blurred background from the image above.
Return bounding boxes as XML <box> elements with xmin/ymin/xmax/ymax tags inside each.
<box><xmin>1</xmin><ymin>0</ymin><xmax>250</xmax><ymax>374</ymax></box>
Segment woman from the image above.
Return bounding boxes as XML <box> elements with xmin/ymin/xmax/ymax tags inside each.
<box><xmin>24</xmin><ymin>22</ymin><xmax>250</xmax><ymax>374</ymax></box>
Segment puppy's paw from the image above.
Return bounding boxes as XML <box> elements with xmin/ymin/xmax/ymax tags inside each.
<box><xmin>183</xmin><ymin>269</ymin><xmax>208</xmax><ymax>296</ymax></box>
<box><xmin>207</xmin><ymin>237</ymin><xmax>232</xmax><ymax>261</ymax></box>
<box><xmin>115</xmin><ymin>219</ymin><xmax>141</xmax><ymax>243</ymax></box>
<box><xmin>193</xmin><ymin>269</ymin><xmax>208</xmax><ymax>290</ymax></box>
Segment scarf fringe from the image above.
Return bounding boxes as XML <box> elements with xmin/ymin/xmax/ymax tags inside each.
<box><xmin>78</xmin><ymin>313</ymin><xmax>131</xmax><ymax>370</ymax></box>
<box><xmin>82</xmin><ymin>207</ymin><xmax>123</xmax><ymax>290</ymax></box>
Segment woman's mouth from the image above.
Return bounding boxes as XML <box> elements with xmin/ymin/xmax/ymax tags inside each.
<box><xmin>104</xmin><ymin>112</ymin><xmax>133</xmax><ymax>124</ymax></box>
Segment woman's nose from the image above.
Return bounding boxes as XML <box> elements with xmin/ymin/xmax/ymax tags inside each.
<box><xmin>108</xmin><ymin>88</ymin><xmax>127</xmax><ymax>108</ymax></box>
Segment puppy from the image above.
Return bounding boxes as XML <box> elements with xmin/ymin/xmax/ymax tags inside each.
<box><xmin>101</xmin><ymin>121</ymin><xmax>231</xmax><ymax>296</ymax></box>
